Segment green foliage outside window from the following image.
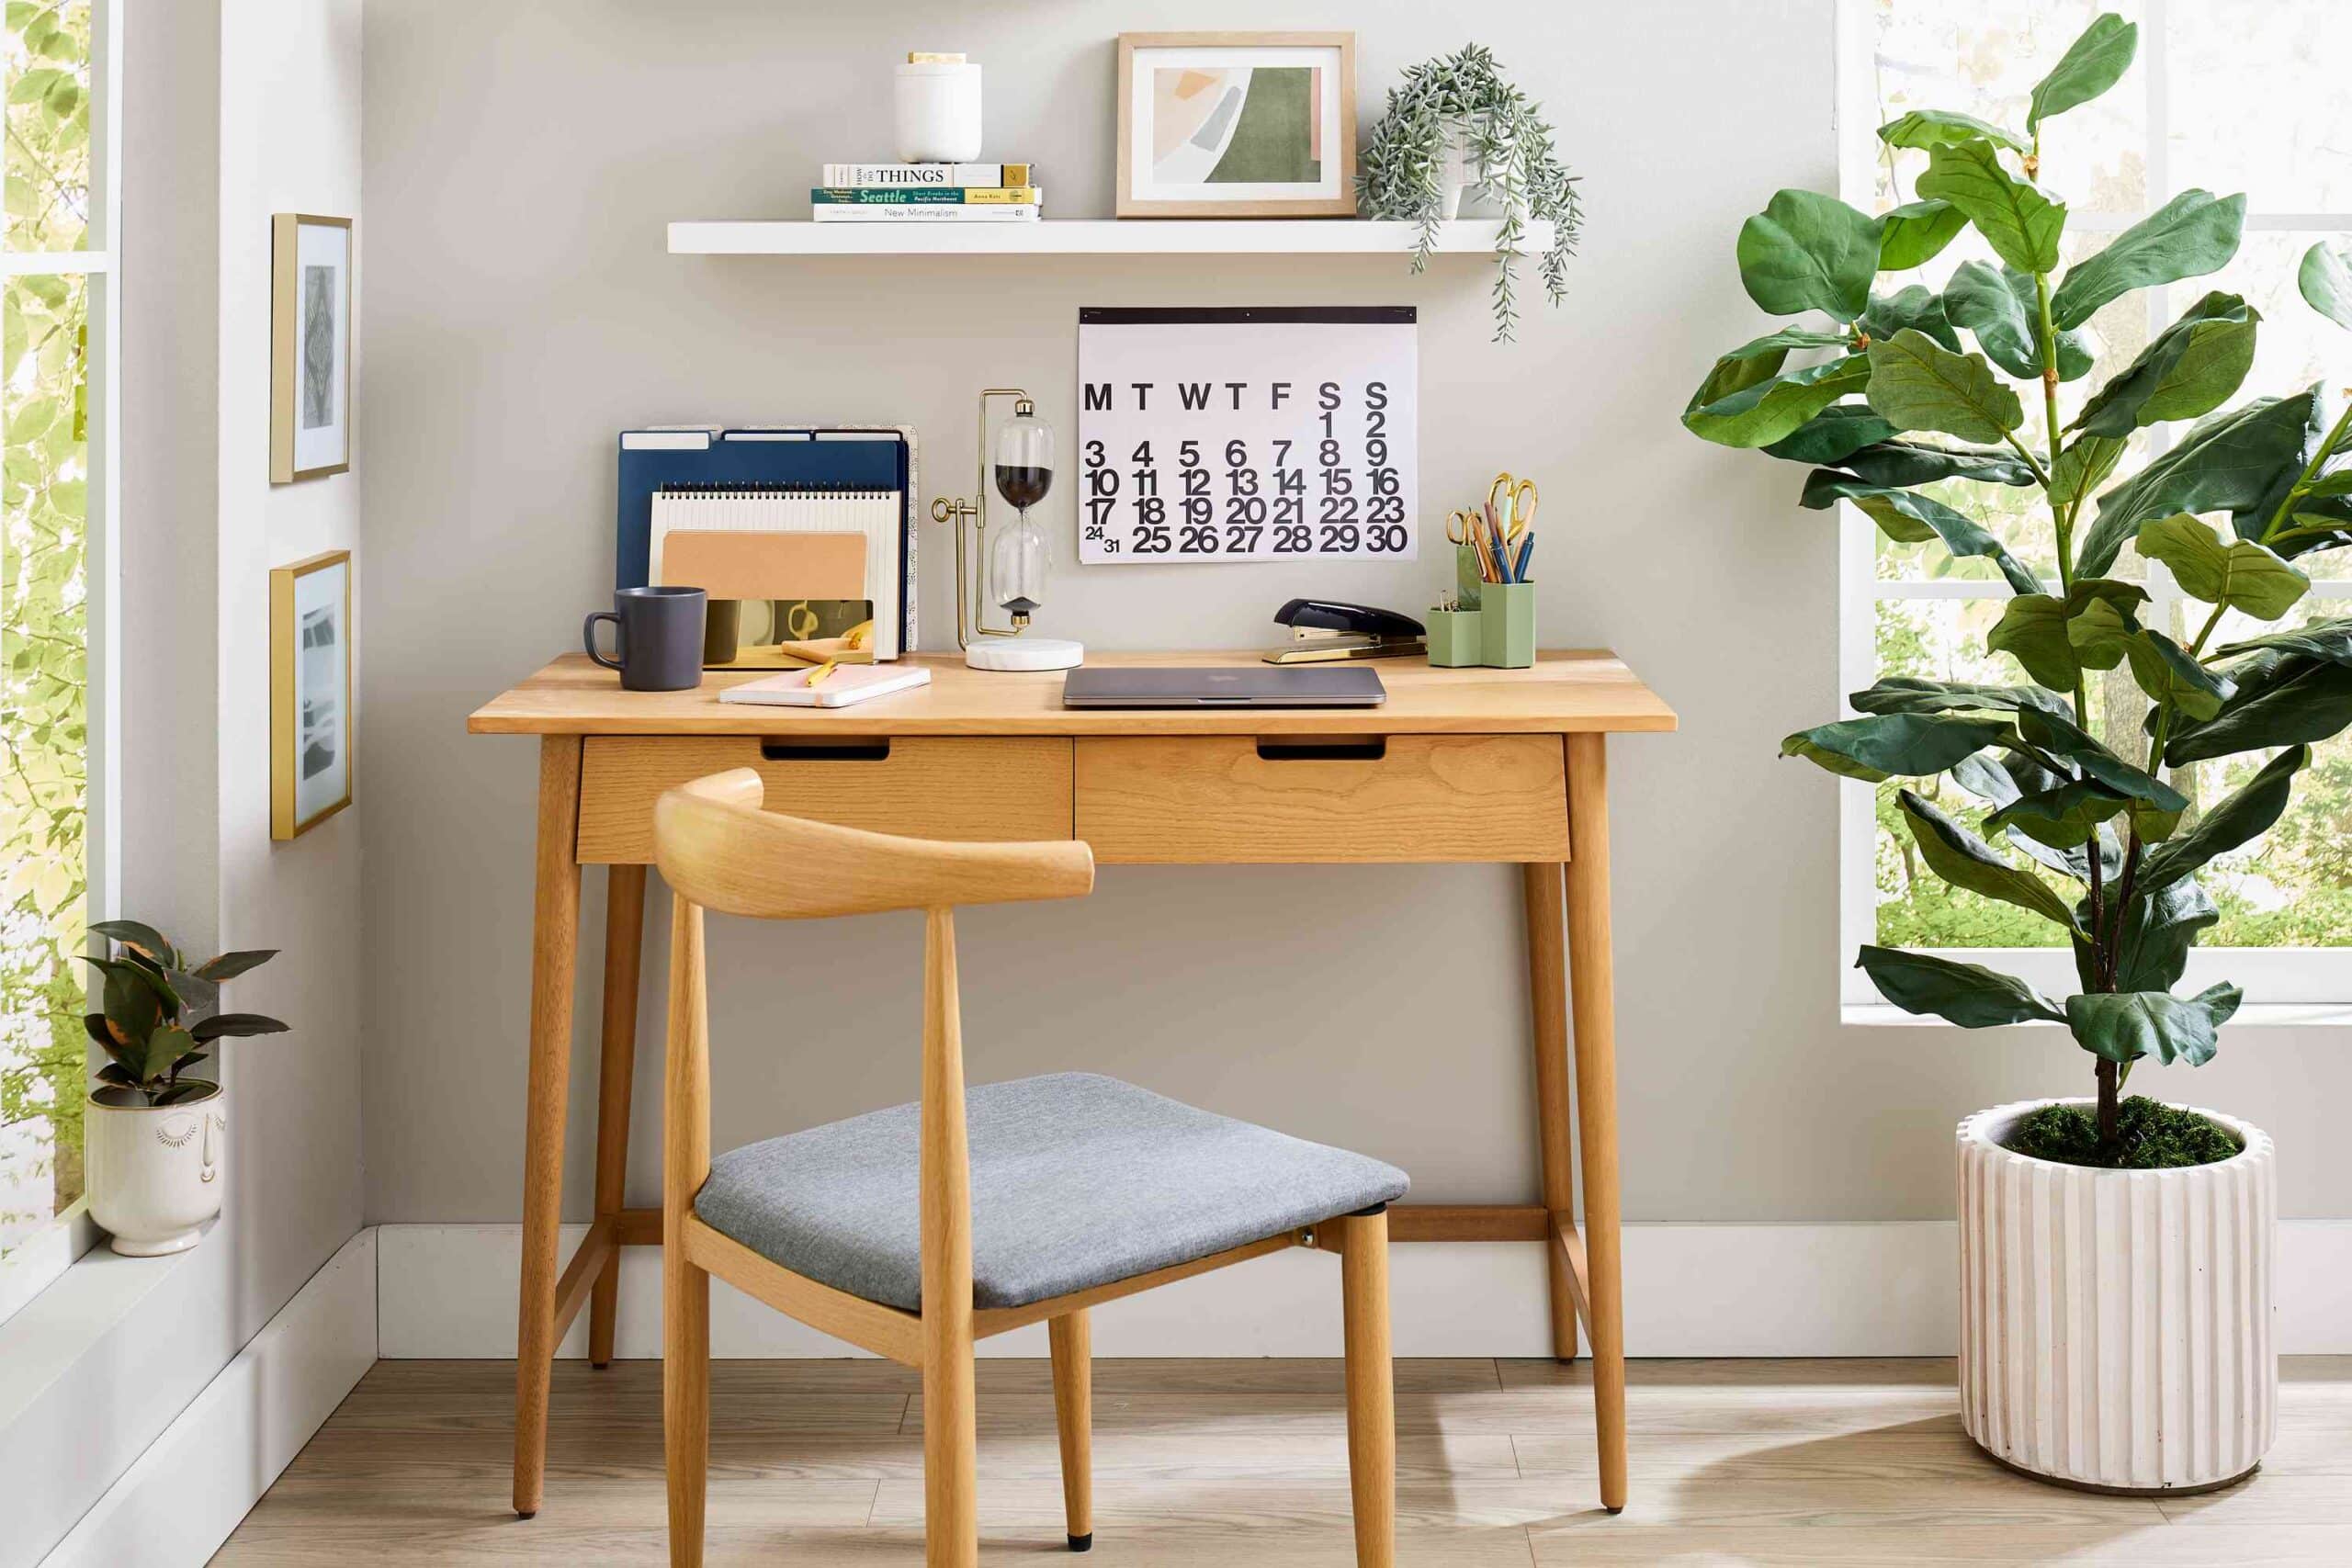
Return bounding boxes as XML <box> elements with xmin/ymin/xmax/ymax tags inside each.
<box><xmin>1</xmin><ymin>0</ymin><xmax>91</xmax><ymax>1258</ymax></box>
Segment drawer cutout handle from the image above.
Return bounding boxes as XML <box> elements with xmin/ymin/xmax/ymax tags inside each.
<box><xmin>761</xmin><ymin>738</ymin><xmax>893</xmax><ymax>762</ymax></box>
<box><xmin>1255</xmin><ymin>737</ymin><xmax>1387</xmax><ymax>762</ymax></box>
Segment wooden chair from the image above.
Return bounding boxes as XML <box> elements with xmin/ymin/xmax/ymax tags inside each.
<box><xmin>654</xmin><ymin>768</ymin><xmax>1405</xmax><ymax>1568</ymax></box>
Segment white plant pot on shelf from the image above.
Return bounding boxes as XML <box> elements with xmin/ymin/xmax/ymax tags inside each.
<box><xmin>85</xmin><ymin>1081</ymin><xmax>226</xmax><ymax>1256</ymax></box>
<box><xmin>1957</xmin><ymin>1098</ymin><xmax>2275</xmax><ymax>1494</ymax></box>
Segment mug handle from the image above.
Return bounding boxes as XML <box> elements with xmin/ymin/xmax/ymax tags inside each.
<box><xmin>584</xmin><ymin>610</ymin><xmax>626</xmax><ymax>672</ymax></box>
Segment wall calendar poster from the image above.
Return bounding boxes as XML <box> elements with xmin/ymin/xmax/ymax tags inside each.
<box><xmin>1076</xmin><ymin>306</ymin><xmax>1419</xmax><ymax>563</ymax></box>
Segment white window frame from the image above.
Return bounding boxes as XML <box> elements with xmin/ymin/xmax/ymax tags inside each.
<box><xmin>0</xmin><ymin>0</ymin><xmax>121</xmax><ymax>1325</ymax></box>
<box><xmin>1835</xmin><ymin>0</ymin><xmax>2352</xmax><ymax>1012</ymax></box>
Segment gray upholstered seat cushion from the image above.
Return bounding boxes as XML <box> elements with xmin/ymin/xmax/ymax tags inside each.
<box><xmin>694</xmin><ymin>1072</ymin><xmax>1408</xmax><ymax>1312</ymax></box>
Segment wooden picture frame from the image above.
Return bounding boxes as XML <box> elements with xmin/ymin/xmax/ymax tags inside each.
<box><xmin>1115</xmin><ymin>32</ymin><xmax>1356</xmax><ymax>218</ymax></box>
<box><xmin>271</xmin><ymin>549</ymin><xmax>354</xmax><ymax>840</ymax></box>
<box><xmin>269</xmin><ymin>213</ymin><xmax>353</xmax><ymax>483</ymax></box>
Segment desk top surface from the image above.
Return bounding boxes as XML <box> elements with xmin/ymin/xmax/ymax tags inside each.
<box><xmin>469</xmin><ymin>650</ymin><xmax>1678</xmax><ymax>738</ymax></box>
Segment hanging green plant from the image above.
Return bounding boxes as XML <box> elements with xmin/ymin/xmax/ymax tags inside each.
<box><xmin>1357</xmin><ymin>44</ymin><xmax>1583</xmax><ymax>343</ymax></box>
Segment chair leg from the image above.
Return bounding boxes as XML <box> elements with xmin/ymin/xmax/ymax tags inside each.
<box><xmin>1048</xmin><ymin>1310</ymin><xmax>1094</xmax><ymax>1552</ymax></box>
<box><xmin>922</xmin><ymin>1330</ymin><xmax>979</xmax><ymax>1568</ymax></box>
<box><xmin>664</xmin><ymin>1247</ymin><xmax>709</xmax><ymax>1565</ymax></box>
<box><xmin>1336</xmin><ymin>1207</ymin><xmax>1396</xmax><ymax>1568</ymax></box>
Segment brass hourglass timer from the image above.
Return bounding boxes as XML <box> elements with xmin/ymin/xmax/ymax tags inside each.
<box><xmin>929</xmin><ymin>389</ymin><xmax>1085</xmax><ymax>671</ymax></box>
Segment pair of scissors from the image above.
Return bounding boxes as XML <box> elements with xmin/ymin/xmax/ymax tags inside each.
<box><xmin>1486</xmin><ymin>472</ymin><xmax>1538</xmax><ymax>547</ymax></box>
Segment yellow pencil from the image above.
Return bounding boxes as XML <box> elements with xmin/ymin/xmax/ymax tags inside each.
<box><xmin>804</xmin><ymin>660</ymin><xmax>838</xmax><ymax>688</ymax></box>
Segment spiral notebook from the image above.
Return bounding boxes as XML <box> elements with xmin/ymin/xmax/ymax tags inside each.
<box><xmin>650</xmin><ymin>485</ymin><xmax>903</xmax><ymax>658</ymax></box>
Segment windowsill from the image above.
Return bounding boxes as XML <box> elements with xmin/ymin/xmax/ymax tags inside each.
<box><xmin>1844</xmin><ymin>1002</ymin><xmax>2352</xmax><ymax>1029</ymax></box>
<box><xmin>0</xmin><ymin>1217</ymin><xmax>209</xmax><ymax>1431</ymax></box>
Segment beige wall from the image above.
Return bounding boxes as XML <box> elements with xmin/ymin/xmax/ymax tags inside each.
<box><xmin>356</xmin><ymin>0</ymin><xmax>2352</xmax><ymax>1231</ymax></box>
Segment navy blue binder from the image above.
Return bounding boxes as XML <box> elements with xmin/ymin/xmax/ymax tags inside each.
<box><xmin>616</xmin><ymin>425</ymin><xmax>918</xmax><ymax>656</ymax></box>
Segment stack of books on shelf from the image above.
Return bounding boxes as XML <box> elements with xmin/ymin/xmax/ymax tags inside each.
<box><xmin>812</xmin><ymin>163</ymin><xmax>1041</xmax><ymax>223</ymax></box>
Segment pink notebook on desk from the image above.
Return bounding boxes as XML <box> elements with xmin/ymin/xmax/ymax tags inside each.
<box><xmin>718</xmin><ymin>665</ymin><xmax>933</xmax><ymax>709</ymax></box>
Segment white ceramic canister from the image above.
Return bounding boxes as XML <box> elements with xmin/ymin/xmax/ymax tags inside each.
<box><xmin>895</xmin><ymin>57</ymin><xmax>982</xmax><ymax>164</ymax></box>
<box><xmin>85</xmin><ymin>1081</ymin><xmax>227</xmax><ymax>1256</ymax></box>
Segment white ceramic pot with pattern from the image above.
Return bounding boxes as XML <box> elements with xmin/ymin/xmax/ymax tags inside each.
<box><xmin>1957</xmin><ymin>1098</ymin><xmax>2275</xmax><ymax>1494</ymax></box>
<box><xmin>85</xmin><ymin>1081</ymin><xmax>226</xmax><ymax>1256</ymax></box>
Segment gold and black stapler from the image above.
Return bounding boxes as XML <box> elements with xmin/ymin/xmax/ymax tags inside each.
<box><xmin>1262</xmin><ymin>598</ymin><xmax>1428</xmax><ymax>664</ymax></box>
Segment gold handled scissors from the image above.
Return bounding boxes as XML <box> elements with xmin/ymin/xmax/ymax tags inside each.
<box><xmin>1486</xmin><ymin>471</ymin><xmax>1538</xmax><ymax>547</ymax></box>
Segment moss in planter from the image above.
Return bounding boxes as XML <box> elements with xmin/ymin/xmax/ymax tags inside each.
<box><xmin>2002</xmin><ymin>1096</ymin><xmax>2244</xmax><ymax>1169</ymax></box>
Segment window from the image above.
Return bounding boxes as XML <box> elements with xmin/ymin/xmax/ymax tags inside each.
<box><xmin>1837</xmin><ymin>0</ymin><xmax>2352</xmax><ymax>1007</ymax></box>
<box><xmin>0</xmin><ymin>0</ymin><xmax>116</xmax><ymax>1322</ymax></box>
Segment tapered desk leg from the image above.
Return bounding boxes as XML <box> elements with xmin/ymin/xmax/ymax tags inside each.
<box><xmin>514</xmin><ymin>736</ymin><xmax>583</xmax><ymax>1518</ymax></box>
<box><xmin>1521</xmin><ymin>860</ymin><xmax>1579</xmax><ymax>1363</ymax></box>
<box><xmin>1564</xmin><ymin>732</ymin><xmax>1627</xmax><ymax>1514</ymax></box>
<box><xmin>588</xmin><ymin>862</ymin><xmax>649</xmax><ymax>1369</ymax></box>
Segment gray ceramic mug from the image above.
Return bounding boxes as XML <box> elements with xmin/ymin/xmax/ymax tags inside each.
<box><xmin>585</xmin><ymin>586</ymin><xmax>707</xmax><ymax>692</ymax></box>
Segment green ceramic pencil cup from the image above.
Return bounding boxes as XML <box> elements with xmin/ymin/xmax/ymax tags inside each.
<box><xmin>1426</xmin><ymin>608</ymin><xmax>1483</xmax><ymax>667</ymax></box>
<box><xmin>1479</xmin><ymin>582</ymin><xmax>1535</xmax><ymax>669</ymax></box>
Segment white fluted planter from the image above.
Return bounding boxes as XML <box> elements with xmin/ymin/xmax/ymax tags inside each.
<box><xmin>1957</xmin><ymin>1098</ymin><xmax>2276</xmax><ymax>1494</ymax></box>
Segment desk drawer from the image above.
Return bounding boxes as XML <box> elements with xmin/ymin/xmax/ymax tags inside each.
<box><xmin>576</xmin><ymin>736</ymin><xmax>1073</xmax><ymax>863</ymax></box>
<box><xmin>1074</xmin><ymin>734</ymin><xmax>1569</xmax><ymax>864</ymax></box>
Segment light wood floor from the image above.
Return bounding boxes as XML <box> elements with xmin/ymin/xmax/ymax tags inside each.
<box><xmin>212</xmin><ymin>1357</ymin><xmax>2352</xmax><ymax>1565</ymax></box>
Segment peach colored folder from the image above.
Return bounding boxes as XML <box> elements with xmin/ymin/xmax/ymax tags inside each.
<box><xmin>658</xmin><ymin>530</ymin><xmax>867</xmax><ymax>601</ymax></box>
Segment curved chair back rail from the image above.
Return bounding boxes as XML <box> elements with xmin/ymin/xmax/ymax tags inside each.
<box><xmin>652</xmin><ymin>766</ymin><xmax>1095</xmax><ymax>920</ymax></box>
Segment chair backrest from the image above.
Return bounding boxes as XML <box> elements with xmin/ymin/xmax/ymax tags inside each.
<box><xmin>653</xmin><ymin>767</ymin><xmax>1095</xmax><ymax>919</ymax></box>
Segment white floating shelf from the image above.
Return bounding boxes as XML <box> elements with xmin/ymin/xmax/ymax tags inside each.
<box><xmin>667</xmin><ymin>218</ymin><xmax>1555</xmax><ymax>257</ymax></box>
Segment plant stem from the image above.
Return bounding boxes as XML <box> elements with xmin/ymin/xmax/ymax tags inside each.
<box><xmin>2258</xmin><ymin>395</ymin><xmax>2352</xmax><ymax>547</ymax></box>
<box><xmin>2096</xmin><ymin>1056</ymin><xmax>2120</xmax><ymax>1156</ymax></box>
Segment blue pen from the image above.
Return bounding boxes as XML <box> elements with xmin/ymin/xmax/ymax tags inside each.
<box><xmin>1513</xmin><ymin>535</ymin><xmax>1534</xmax><ymax>581</ymax></box>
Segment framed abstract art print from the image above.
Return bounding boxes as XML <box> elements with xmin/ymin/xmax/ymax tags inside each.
<box><xmin>1115</xmin><ymin>32</ymin><xmax>1356</xmax><ymax>218</ymax></box>
<box><xmin>270</xmin><ymin>213</ymin><xmax>353</xmax><ymax>482</ymax></box>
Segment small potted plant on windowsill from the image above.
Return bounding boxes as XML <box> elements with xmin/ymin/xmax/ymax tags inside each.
<box><xmin>83</xmin><ymin>920</ymin><xmax>285</xmax><ymax>1256</ymax></box>
<box><xmin>1682</xmin><ymin>13</ymin><xmax>2352</xmax><ymax>1493</ymax></box>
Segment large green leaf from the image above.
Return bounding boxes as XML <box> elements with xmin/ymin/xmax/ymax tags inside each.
<box><xmin>2211</xmin><ymin>615</ymin><xmax>2352</xmax><ymax>667</ymax></box>
<box><xmin>1798</xmin><ymin>473</ymin><xmax>2042</xmax><ymax>592</ymax></box>
<box><xmin>1942</xmin><ymin>262</ymin><xmax>2095</xmax><ymax>382</ymax></box>
<box><xmin>1780</xmin><ymin>713</ymin><xmax>2013</xmax><ymax>782</ymax></box>
<box><xmin>2165</xmin><ymin>654</ymin><xmax>2352</xmax><ymax>764</ymax></box>
<box><xmin>2027</xmin><ymin>13</ymin><xmax>2139</xmax><ymax>131</ymax></box>
<box><xmin>2064</xmin><ymin>984</ymin><xmax>2241</xmax><ymax>1067</ymax></box>
<box><xmin>1854</xmin><ymin>945</ymin><xmax>2065</xmax><ymax>1027</ymax></box>
<box><xmin>1762</xmin><ymin>404</ymin><xmax>1897</xmax><ymax>465</ymax></box>
<box><xmin>2014</xmin><ymin>702</ymin><xmax>2188</xmax><ymax>813</ymax></box>
<box><xmin>1898</xmin><ymin>789</ymin><xmax>2083</xmax><ymax>931</ymax></box>
<box><xmin>2078</xmin><ymin>389</ymin><xmax>2323</xmax><ymax>576</ymax></box>
<box><xmin>1736</xmin><ymin>189</ymin><xmax>1883</xmax><ymax>321</ymax></box>
<box><xmin>2121</xmin><ymin>628</ymin><xmax>2233</xmax><ymax>722</ymax></box>
<box><xmin>1825</xmin><ymin>439</ymin><xmax>2036</xmax><ymax>489</ymax></box>
<box><xmin>88</xmin><ymin>919</ymin><xmax>176</xmax><ymax>967</ymax></box>
<box><xmin>1684</xmin><ymin>355</ymin><xmax>1871</xmax><ymax>448</ymax></box>
<box><xmin>1865</xmin><ymin>330</ymin><xmax>2023</xmax><ymax>443</ymax></box>
<box><xmin>2049</xmin><ymin>435</ymin><xmax>2126</xmax><ymax>512</ymax></box>
<box><xmin>136</xmin><ymin>1024</ymin><xmax>198</xmax><ymax>1086</ymax></box>
<box><xmin>1878</xmin><ymin>109</ymin><xmax>2027</xmax><ymax>154</ymax></box>
<box><xmin>2049</xmin><ymin>190</ymin><xmax>2245</xmax><ymax>332</ymax></box>
<box><xmin>2300</xmin><ymin>241</ymin><xmax>2352</xmax><ymax>332</ymax></box>
<box><xmin>1917</xmin><ymin>139</ymin><xmax>2066</xmax><ymax>276</ymax></box>
<box><xmin>1878</xmin><ymin>199</ymin><xmax>1968</xmax><ymax>271</ymax></box>
<box><xmin>192</xmin><ymin>949</ymin><xmax>277</xmax><ymax>983</ymax></box>
<box><xmin>2063</xmin><ymin>593</ymin><xmax>2143</xmax><ymax>671</ymax></box>
<box><xmin>1848</xmin><ymin>678</ymin><xmax>2067</xmax><ymax>717</ymax></box>
<box><xmin>2071</xmin><ymin>293</ymin><xmax>2258</xmax><ymax>438</ymax></box>
<box><xmin>1984</xmin><ymin>779</ymin><xmax>2132</xmax><ymax>850</ymax></box>
<box><xmin>2112</xmin><ymin>876</ymin><xmax>2218</xmax><ymax>992</ymax></box>
<box><xmin>1687</xmin><ymin>327</ymin><xmax>1847</xmax><ymax>410</ymax></box>
<box><xmin>188</xmin><ymin>1011</ymin><xmax>291</xmax><ymax>1043</ymax></box>
<box><xmin>2134</xmin><ymin>513</ymin><xmax>2310</xmax><ymax>617</ymax></box>
<box><xmin>1987</xmin><ymin>581</ymin><xmax>2150</xmax><ymax>689</ymax></box>
<box><xmin>2138</xmin><ymin>745</ymin><xmax>2308</xmax><ymax>893</ymax></box>
<box><xmin>1857</xmin><ymin>286</ymin><xmax>1962</xmax><ymax>355</ymax></box>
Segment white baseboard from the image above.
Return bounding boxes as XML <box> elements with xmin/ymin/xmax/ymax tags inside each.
<box><xmin>377</xmin><ymin>1219</ymin><xmax>2352</xmax><ymax>1359</ymax></box>
<box><xmin>42</xmin><ymin>1229</ymin><xmax>378</xmax><ymax>1568</ymax></box>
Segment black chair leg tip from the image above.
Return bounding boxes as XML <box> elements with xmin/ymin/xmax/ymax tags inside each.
<box><xmin>515</xmin><ymin>1510</ymin><xmax>537</xmax><ymax>1521</ymax></box>
<box><xmin>590</xmin><ymin>1359</ymin><xmax>609</xmax><ymax>1371</ymax></box>
<box><xmin>1604</xmin><ymin>1505</ymin><xmax>1624</xmax><ymax>1516</ymax></box>
<box><xmin>1069</xmin><ymin>1531</ymin><xmax>1092</xmax><ymax>1552</ymax></box>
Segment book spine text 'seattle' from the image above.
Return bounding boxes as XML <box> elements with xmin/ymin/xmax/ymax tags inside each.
<box><xmin>819</xmin><ymin>163</ymin><xmax>1032</xmax><ymax>187</ymax></box>
<box><xmin>808</xmin><ymin>204</ymin><xmax>1040</xmax><ymax>222</ymax></box>
<box><xmin>812</xmin><ymin>186</ymin><xmax>1041</xmax><ymax>206</ymax></box>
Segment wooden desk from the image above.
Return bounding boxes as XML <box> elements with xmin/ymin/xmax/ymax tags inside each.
<box><xmin>469</xmin><ymin>649</ymin><xmax>1676</xmax><ymax>1518</ymax></box>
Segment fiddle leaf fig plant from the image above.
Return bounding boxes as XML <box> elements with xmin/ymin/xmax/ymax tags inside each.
<box><xmin>1684</xmin><ymin>14</ymin><xmax>2352</xmax><ymax>1165</ymax></box>
<box><xmin>1357</xmin><ymin>44</ymin><xmax>1582</xmax><ymax>342</ymax></box>
<box><xmin>83</xmin><ymin>919</ymin><xmax>287</xmax><ymax>1106</ymax></box>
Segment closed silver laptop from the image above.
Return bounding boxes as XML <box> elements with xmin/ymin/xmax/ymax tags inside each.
<box><xmin>1061</xmin><ymin>666</ymin><xmax>1387</xmax><ymax>708</ymax></box>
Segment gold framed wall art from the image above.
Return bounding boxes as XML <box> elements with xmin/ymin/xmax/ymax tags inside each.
<box><xmin>269</xmin><ymin>213</ymin><xmax>353</xmax><ymax>482</ymax></box>
<box><xmin>271</xmin><ymin>549</ymin><xmax>353</xmax><ymax>839</ymax></box>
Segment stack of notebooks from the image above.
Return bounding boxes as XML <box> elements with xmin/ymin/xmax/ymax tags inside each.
<box><xmin>812</xmin><ymin>162</ymin><xmax>1041</xmax><ymax>224</ymax></box>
